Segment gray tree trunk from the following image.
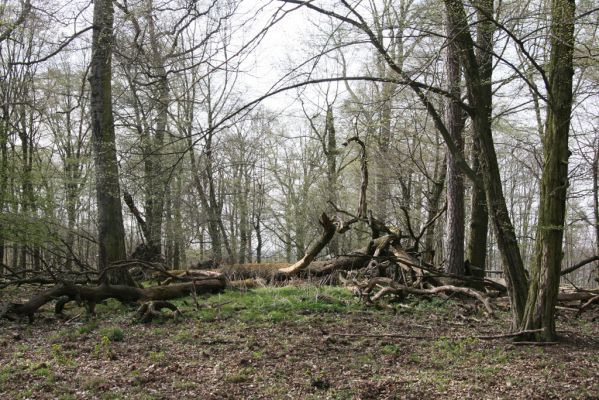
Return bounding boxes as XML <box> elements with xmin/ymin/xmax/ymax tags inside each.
<box><xmin>465</xmin><ymin>0</ymin><xmax>493</xmax><ymax>278</ymax></box>
<box><xmin>593</xmin><ymin>140</ymin><xmax>599</xmax><ymax>280</ymax></box>
<box><xmin>443</xmin><ymin>7</ymin><xmax>466</xmax><ymax>275</ymax></box>
<box><xmin>466</xmin><ymin>142</ymin><xmax>488</xmax><ymax>277</ymax></box>
<box><xmin>88</xmin><ymin>0</ymin><xmax>134</xmax><ymax>285</ymax></box>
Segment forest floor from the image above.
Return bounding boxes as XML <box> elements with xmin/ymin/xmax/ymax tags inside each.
<box><xmin>0</xmin><ymin>283</ymin><xmax>598</xmax><ymax>400</ymax></box>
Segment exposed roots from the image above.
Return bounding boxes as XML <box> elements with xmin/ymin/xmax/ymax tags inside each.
<box><xmin>136</xmin><ymin>301</ymin><xmax>181</xmax><ymax>323</ymax></box>
<box><xmin>359</xmin><ymin>277</ymin><xmax>495</xmax><ymax>316</ymax></box>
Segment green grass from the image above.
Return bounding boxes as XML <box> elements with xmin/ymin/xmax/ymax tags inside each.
<box><xmin>0</xmin><ymin>365</ymin><xmax>14</xmax><ymax>384</ymax></box>
<box><xmin>177</xmin><ymin>285</ymin><xmax>361</xmax><ymax>323</ymax></box>
<box><xmin>50</xmin><ymin>328</ymin><xmax>78</xmax><ymax>343</ymax></box>
<box><xmin>51</xmin><ymin>344</ymin><xmax>76</xmax><ymax>367</ymax></box>
<box><xmin>148</xmin><ymin>351</ymin><xmax>166</xmax><ymax>364</ymax></box>
<box><xmin>78</xmin><ymin>321</ymin><xmax>99</xmax><ymax>335</ymax></box>
<box><xmin>434</xmin><ymin>337</ymin><xmax>479</xmax><ymax>359</ymax></box>
<box><xmin>225</xmin><ymin>367</ymin><xmax>254</xmax><ymax>383</ymax></box>
<box><xmin>381</xmin><ymin>344</ymin><xmax>402</xmax><ymax>355</ymax></box>
<box><xmin>32</xmin><ymin>366</ymin><xmax>54</xmax><ymax>382</ymax></box>
<box><xmin>100</xmin><ymin>326</ymin><xmax>124</xmax><ymax>342</ymax></box>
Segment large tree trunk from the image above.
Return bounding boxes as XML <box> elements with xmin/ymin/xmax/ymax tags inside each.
<box><xmin>521</xmin><ymin>0</ymin><xmax>575</xmax><ymax>341</ymax></box>
<box><xmin>443</xmin><ymin>6</ymin><xmax>466</xmax><ymax>276</ymax></box>
<box><xmin>143</xmin><ymin>2</ymin><xmax>169</xmax><ymax>259</ymax></box>
<box><xmin>88</xmin><ymin>0</ymin><xmax>134</xmax><ymax>286</ymax></box>
<box><xmin>593</xmin><ymin>140</ymin><xmax>599</xmax><ymax>280</ymax></box>
<box><xmin>445</xmin><ymin>0</ymin><xmax>529</xmax><ymax>328</ymax></box>
<box><xmin>466</xmin><ymin>142</ymin><xmax>488</xmax><ymax>277</ymax></box>
<box><xmin>465</xmin><ymin>0</ymin><xmax>493</xmax><ymax>278</ymax></box>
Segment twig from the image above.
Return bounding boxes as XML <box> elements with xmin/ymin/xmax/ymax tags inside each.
<box><xmin>576</xmin><ymin>294</ymin><xmax>599</xmax><ymax>315</ymax></box>
<box><xmin>64</xmin><ymin>313</ymin><xmax>83</xmax><ymax>324</ymax></box>
<box><xmin>512</xmin><ymin>341</ymin><xmax>558</xmax><ymax>346</ymax></box>
<box><xmin>475</xmin><ymin>329</ymin><xmax>544</xmax><ymax>340</ymax></box>
<box><xmin>328</xmin><ymin>329</ymin><xmax>545</xmax><ymax>341</ymax></box>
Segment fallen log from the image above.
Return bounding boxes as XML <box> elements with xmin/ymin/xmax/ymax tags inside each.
<box><xmin>557</xmin><ymin>291</ymin><xmax>598</xmax><ymax>302</ymax></box>
<box><xmin>156</xmin><ymin>269</ymin><xmax>223</xmax><ymax>285</ymax></box>
<box><xmin>1</xmin><ymin>277</ymin><xmax>226</xmax><ymax>321</ymax></box>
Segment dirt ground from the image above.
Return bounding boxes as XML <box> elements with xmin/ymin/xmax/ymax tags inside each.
<box><xmin>1</xmin><ymin>284</ymin><xmax>598</xmax><ymax>399</ymax></box>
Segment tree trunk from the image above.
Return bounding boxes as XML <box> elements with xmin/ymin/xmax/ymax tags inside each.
<box><xmin>143</xmin><ymin>3</ymin><xmax>169</xmax><ymax>259</ymax></box>
<box><xmin>445</xmin><ymin>0</ymin><xmax>528</xmax><ymax>329</ymax></box>
<box><xmin>443</xmin><ymin>7</ymin><xmax>466</xmax><ymax>275</ymax></box>
<box><xmin>4</xmin><ymin>278</ymin><xmax>225</xmax><ymax>321</ymax></box>
<box><xmin>593</xmin><ymin>139</ymin><xmax>599</xmax><ymax>280</ymax></box>
<box><xmin>88</xmin><ymin>0</ymin><xmax>134</xmax><ymax>286</ymax></box>
<box><xmin>424</xmin><ymin>152</ymin><xmax>446</xmax><ymax>263</ymax></box>
<box><xmin>465</xmin><ymin>0</ymin><xmax>493</xmax><ymax>278</ymax></box>
<box><xmin>188</xmin><ymin>134</ymin><xmax>222</xmax><ymax>261</ymax></box>
<box><xmin>521</xmin><ymin>0</ymin><xmax>575</xmax><ymax>341</ymax></box>
<box><xmin>466</xmin><ymin>142</ymin><xmax>488</xmax><ymax>277</ymax></box>
<box><xmin>324</xmin><ymin>105</ymin><xmax>340</xmax><ymax>256</ymax></box>
<box><xmin>445</xmin><ymin>0</ymin><xmax>529</xmax><ymax>328</ymax></box>
<box><xmin>238</xmin><ymin>166</ymin><xmax>250</xmax><ymax>264</ymax></box>
<box><xmin>255</xmin><ymin>216</ymin><xmax>262</xmax><ymax>264</ymax></box>
<box><xmin>172</xmin><ymin>173</ymin><xmax>183</xmax><ymax>269</ymax></box>
<box><xmin>0</xmin><ymin>104</ymin><xmax>8</xmax><ymax>271</ymax></box>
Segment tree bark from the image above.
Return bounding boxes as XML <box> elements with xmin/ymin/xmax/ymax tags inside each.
<box><xmin>445</xmin><ymin>0</ymin><xmax>529</xmax><ymax>328</ymax></box>
<box><xmin>465</xmin><ymin>0</ymin><xmax>493</xmax><ymax>278</ymax></box>
<box><xmin>0</xmin><ymin>103</ymin><xmax>8</xmax><ymax>271</ymax></box>
<box><xmin>324</xmin><ymin>105</ymin><xmax>340</xmax><ymax>256</ymax></box>
<box><xmin>466</xmin><ymin>141</ymin><xmax>488</xmax><ymax>277</ymax></box>
<box><xmin>443</xmin><ymin>6</ymin><xmax>466</xmax><ymax>275</ymax></box>
<box><xmin>3</xmin><ymin>278</ymin><xmax>225</xmax><ymax>321</ymax></box>
<box><xmin>88</xmin><ymin>0</ymin><xmax>134</xmax><ymax>286</ymax></box>
<box><xmin>593</xmin><ymin>139</ymin><xmax>599</xmax><ymax>280</ymax></box>
<box><xmin>424</xmin><ymin>153</ymin><xmax>446</xmax><ymax>264</ymax></box>
<box><xmin>521</xmin><ymin>0</ymin><xmax>576</xmax><ymax>341</ymax></box>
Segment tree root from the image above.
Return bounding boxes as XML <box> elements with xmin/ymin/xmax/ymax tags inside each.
<box><xmin>136</xmin><ymin>301</ymin><xmax>181</xmax><ymax>323</ymax></box>
<box><xmin>360</xmin><ymin>277</ymin><xmax>494</xmax><ymax>316</ymax></box>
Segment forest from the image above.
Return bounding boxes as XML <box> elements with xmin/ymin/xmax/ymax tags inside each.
<box><xmin>0</xmin><ymin>0</ymin><xmax>598</xmax><ymax>398</ymax></box>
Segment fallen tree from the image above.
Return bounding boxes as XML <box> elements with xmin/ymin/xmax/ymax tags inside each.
<box><xmin>1</xmin><ymin>277</ymin><xmax>225</xmax><ymax>322</ymax></box>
